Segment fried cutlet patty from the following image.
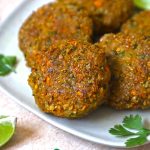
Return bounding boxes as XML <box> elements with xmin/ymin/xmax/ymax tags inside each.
<box><xmin>28</xmin><ymin>40</ymin><xmax>110</xmax><ymax>118</ymax></box>
<box><xmin>58</xmin><ymin>0</ymin><xmax>134</xmax><ymax>33</ymax></box>
<box><xmin>99</xmin><ymin>33</ymin><xmax>150</xmax><ymax>109</ymax></box>
<box><xmin>19</xmin><ymin>3</ymin><xmax>93</xmax><ymax>67</ymax></box>
<box><xmin>121</xmin><ymin>11</ymin><xmax>150</xmax><ymax>36</ymax></box>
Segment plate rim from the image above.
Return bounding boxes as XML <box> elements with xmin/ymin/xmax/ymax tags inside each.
<box><xmin>0</xmin><ymin>84</ymin><xmax>126</xmax><ymax>148</ymax></box>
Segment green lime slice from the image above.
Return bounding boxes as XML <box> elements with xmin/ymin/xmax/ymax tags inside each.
<box><xmin>0</xmin><ymin>116</ymin><xmax>17</xmax><ymax>147</ymax></box>
<box><xmin>134</xmin><ymin>0</ymin><xmax>150</xmax><ymax>10</ymax></box>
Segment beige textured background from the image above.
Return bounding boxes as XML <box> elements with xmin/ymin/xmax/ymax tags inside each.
<box><xmin>0</xmin><ymin>0</ymin><xmax>149</xmax><ymax>150</ymax></box>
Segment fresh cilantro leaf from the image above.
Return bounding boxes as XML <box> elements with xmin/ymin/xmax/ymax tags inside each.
<box><xmin>109</xmin><ymin>125</ymin><xmax>135</xmax><ymax>137</ymax></box>
<box><xmin>0</xmin><ymin>55</ymin><xmax>17</xmax><ymax>76</ymax></box>
<box><xmin>123</xmin><ymin>115</ymin><xmax>143</xmax><ymax>130</ymax></box>
<box><xmin>126</xmin><ymin>135</ymin><xmax>148</xmax><ymax>148</ymax></box>
<box><xmin>137</xmin><ymin>129</ymin><xmax>150</xmax><ymax>136</ymax></box>
<box><xmin>109</xmin><ymin>115</ymin><xmax>150</xmax><ymax>148</ymax></box>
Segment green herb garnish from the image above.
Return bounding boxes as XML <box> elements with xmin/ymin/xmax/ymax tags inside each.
<box><xmin>0</xmin><ymin>54</ymin><xmax>17</xmax><ymax>76</ymax></box>
<box><xmin>0</xmin><ymin>116</ymin><xmax>17</xmax><ymax>147</ymax></box>
<box><xmin>109</xmin><ymin>115</ymin><xmax>150</xmax><ymax>148</ymax></box>
<box><xmin>133</xmin><ymin>0</ymin><xmax>150</xmax><ymax>10</ymax></box>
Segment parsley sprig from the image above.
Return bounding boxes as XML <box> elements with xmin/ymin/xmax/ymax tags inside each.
<box><xmin>109</xmin><ymin>115</ymin><xmax>150</xmax><ymax>148</ymax></box>
<box><xmin>0</xmin><ymin>54</ymin><xmax>17</xmax><ymax>76</ymax></box>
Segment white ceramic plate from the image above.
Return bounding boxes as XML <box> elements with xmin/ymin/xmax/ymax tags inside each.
<box><xmin>0</xmin><ymin>0</ymin><xmax>150</xmax><ymax>148</ymax></box>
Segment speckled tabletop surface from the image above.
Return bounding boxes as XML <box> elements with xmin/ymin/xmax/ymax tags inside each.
<box><xmin>0</xmin><ymin>0</ymin><xmax>149</xmax><ymax>150</ymax></box>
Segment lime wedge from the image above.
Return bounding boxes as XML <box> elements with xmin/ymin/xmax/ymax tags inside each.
<box><xmin>0</xmin><ymin>116</ymin><xmax>17</xmax><ymax>147</ymax></box>
<box><xmin>134</xmin><ymin>0</ymin><xmax>150</xmax><ymax>10</ymax></box>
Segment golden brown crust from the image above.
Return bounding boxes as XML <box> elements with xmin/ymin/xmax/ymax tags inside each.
<box><xmin>19</xmin><ymin>3</ymin><xmax>93</xmax><ymax>67</ymax></box>
<box><xmin>28</xmin><ymin>40</ymin><xmax>110</xmax><ymax>118</ymax></box>
<box><xmin>99</xmin><ymin>33</ymin><xmax>150</xmax><ymax>109</ymax></box>
<box><xmin>121</xmin><ymin>11</ymin><xmax>150</xmax><ymax>36</ymax></box>
<box><xmin>58</xmin><ymin>0</ymin><xmax>134</xmax><ymax>33</ymax></box>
